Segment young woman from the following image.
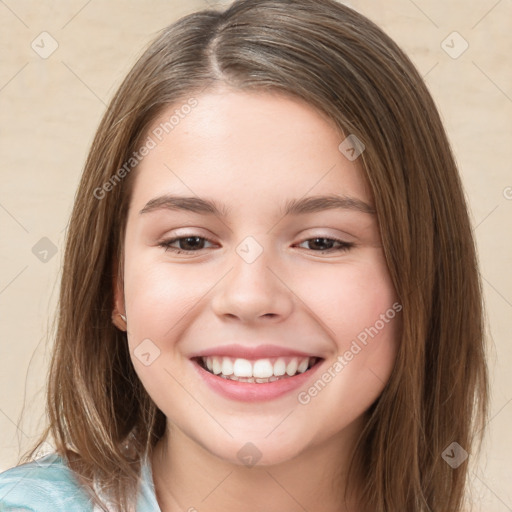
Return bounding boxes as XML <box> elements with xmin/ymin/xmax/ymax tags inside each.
<box><xmin>0</xmin><ymin>0</ymin><xmax>489</xmax><ymax>510</ymax></box>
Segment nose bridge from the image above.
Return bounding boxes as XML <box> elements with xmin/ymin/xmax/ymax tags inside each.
<box><xmin>211</xmin><ymin>235</ymin><xmax>293</xmax><ymax>321</ymax></box>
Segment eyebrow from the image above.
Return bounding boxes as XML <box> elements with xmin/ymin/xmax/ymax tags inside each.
<box><xmin>139</xmin><ymin>193</ymin><xmax>376</xmax><ymax>217</ymax></box>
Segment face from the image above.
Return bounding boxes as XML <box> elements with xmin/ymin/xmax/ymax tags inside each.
<box><xmin>114</xmin><ymin>87</ymin><xmax>401</xmax><ymax>466</ymax></box>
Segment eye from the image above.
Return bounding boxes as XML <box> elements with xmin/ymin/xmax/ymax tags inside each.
<box><xmin>295</xmin><ymin>237</ymin><xmax>354</xmax><ymax>253</ymax></box>
<box><xmin>158</xmin><ymin>235</ymin><xmax>354</xmax><ymax>255</ymax></box>
<box><xmin>158</xmin><ymin>236</ymin><xmax>216</xmax><ymax>254</ymax></box>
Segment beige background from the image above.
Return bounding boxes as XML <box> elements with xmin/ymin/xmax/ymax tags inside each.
<box><xmin>0</xmin><ymin>0</ymin><xmax>511</xmax><ymax>509</ymax></box>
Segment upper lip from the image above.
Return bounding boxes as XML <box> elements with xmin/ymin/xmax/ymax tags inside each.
<box><xmin>190</xmin><ymin>343</ymin><xmax>322</xmax><ymax>360</ymax></box>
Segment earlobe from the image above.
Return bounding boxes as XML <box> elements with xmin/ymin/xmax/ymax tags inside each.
<box><xmin>112</xmin><ymin>311</ymin><xmax>127</xmax><ymax>331</ymax></box>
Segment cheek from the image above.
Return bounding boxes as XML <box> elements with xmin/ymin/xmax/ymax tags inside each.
<box><xmin>295</xmin><ymin>262</ymin><xmax>400</xmax><ymax>420</ymax></box>
<box><xmin>122</xmin><ymin>260</ymin><xmax>207</xmax><ymax>413</ymax></box>
<box><xmin>297</xmin><ymin>254</ymin><xmax>401</xmax><ymax>404</ymax></box>
<box><xmin>124</xmin><ymin>259</ymin><xmax>208</xmax><ymax>341</ymax></box>
<box><xmin>300</xmin><ymin>256</ymin><xmax>398</xmax><ymax>348</ymax></box>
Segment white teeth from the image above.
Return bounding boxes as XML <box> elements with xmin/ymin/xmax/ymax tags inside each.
<box><xmin>201</xmin><ymin>356</ymin><xmax>316</xmax><ymax>379</ymax></box>
<box><xmin>273</xmin><ymin>358</ymin><xmax>286</xmax><ymax>376</ymax></box>
<box><xmin>212</xmin><ymin>357</ymin><xmax>222</xmax><ymax>375</ymax></box>
<box><xmin>253</xmin><ymin>359</ymin><xmax>274</xmax><ymax>378</ymax></box>
<box><xmin>221</xmin><ymin>358</ymin><xmax>234</xmax><ymax>376</ymax></box>
<box><xmin>297</xmin><ymin>358</ymin><xmax>309</xmax><ymax>373</ymax></box>
<box><xmin>286</xmin><ymin>359</ymin><xmax>298</xmax><ymax>376</ymax></box>
<box><xmin>233</xmin><ymin>358</ymin><xmax>252</xmax><ymax>377</ymax></box>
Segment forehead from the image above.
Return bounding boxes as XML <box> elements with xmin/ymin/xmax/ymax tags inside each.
<box><xmin>128</xmin><ymin>89</ymin><xmax>371</xmax><ymax>215</ymax></box>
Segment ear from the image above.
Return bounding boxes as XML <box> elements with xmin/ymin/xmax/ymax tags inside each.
<box><xmin>111</xmin><ymin>254</ymin><xmax>127</xmax><ymax>331</ymax></box>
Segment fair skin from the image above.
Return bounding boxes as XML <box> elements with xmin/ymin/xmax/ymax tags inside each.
<box><xmin>113</xmin><ymin>87</ymin><xmax>401</xmax><ymax>512</ymax></box>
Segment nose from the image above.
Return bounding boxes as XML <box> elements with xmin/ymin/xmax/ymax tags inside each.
<box><xmin>211</xmin><ymin>244</ymin><xmax>294</xmax><ymax>324</ymax></box>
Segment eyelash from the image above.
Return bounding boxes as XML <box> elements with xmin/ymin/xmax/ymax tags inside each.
<box><xmin>158</xmin><ymin>235</ymin><xmax>354</xmax><ymax>255</ymax></box>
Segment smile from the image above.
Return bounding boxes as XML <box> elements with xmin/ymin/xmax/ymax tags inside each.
<box><xmin>195</xmin><ymin>355</ymin><xmax>320</xmax><ymax>383</ymax></box>
<box><xmin>190</xmin><ymin>355</ymin><xmax>325</xmax><ymax>402</ymax></box>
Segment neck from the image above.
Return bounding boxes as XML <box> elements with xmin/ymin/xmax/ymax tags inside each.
<box><xmin>150</xmin><ymin>418</ymin><xmax>365</xmax><ymax>512</ymax></box>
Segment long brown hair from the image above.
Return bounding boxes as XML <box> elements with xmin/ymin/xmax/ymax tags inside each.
<box><xmin>20</xmin><ymin>0</ymin><xmax>489</xmax><ymax>510</ymax></box>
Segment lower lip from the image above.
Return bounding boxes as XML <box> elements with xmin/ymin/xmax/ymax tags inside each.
<box><xmin>191</xmin><ymin>358</ymin><xmax>324</xmax><ymax>402</ymax></box>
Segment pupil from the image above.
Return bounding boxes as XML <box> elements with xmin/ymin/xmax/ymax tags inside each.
<box><xmin>182</xmin><ymin>237</ymin><xmax>203</xmax><ymax>250</ymax></box>
<box><xmin>311</xmin><ymin>238</ymin><xmax>333</xmax><ymax>250</ymax></box>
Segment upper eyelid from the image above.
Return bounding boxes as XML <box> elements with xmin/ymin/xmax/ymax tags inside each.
<box><xmin>159</xmin><ymin>226</ymin><xmax>356</xmax><ymax>242</ymax></box>
<box><xmin>166</xmin><ymin>234</ymin><xmax>217</xmax><ymax>244</ymax></box>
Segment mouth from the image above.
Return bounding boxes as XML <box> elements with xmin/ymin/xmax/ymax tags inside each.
<box><xmin>192</xmin><ymin>355</ymin><xmax>323</xmax><ymax>384</ymax></box>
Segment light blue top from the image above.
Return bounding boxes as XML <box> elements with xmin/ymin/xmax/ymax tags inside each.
<box><xmin>0</xmin><ymin>452</ymin><xmax>161</xmax><ymax>511</ymax></box>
